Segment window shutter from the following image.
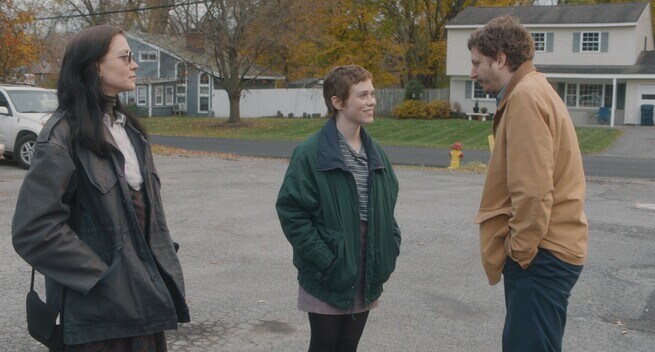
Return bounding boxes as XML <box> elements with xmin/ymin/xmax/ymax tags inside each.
<box><xmin>557</xmin><ymin>83</ymin><xmax>566</xmax><ymax>100</ymax></box>
<box><xmin>601</xmin><ymin>32</ymin><xmax>609</xmax><ymax>52</ymax></box>
<box><xmin>573</xmin><ymin>32</ymin><xmax>580</xmax><ymax>52</ymax></box>
<box><xmin>617</xmin><ymin>83</ymin><xmax>626</xmax><ymax>110</ymax></box>
<box><xmin>546</xmin><ymin>33</ymin><xmax>554</xmax><ymax>52</ymax></box>
<box><xmin>465</xmin><ymin>81</ymin><xmax>472</xmax><ymax>99</ymax></box>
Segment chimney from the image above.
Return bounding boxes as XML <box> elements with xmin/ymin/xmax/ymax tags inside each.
<box><xmin>186</xmin><ymin>31</ymin><xmax>205</xmax><ymax>53</ymax></box>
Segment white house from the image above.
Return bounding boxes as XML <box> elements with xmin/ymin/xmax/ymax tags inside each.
<box><xmin>446</xmin><ymin>2</ymin><xmax>655</xmax><ymax>126</ymax></box>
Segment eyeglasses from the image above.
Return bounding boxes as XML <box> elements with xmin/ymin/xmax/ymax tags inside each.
<box><xmin>100</xmin><ymin>51</ymin><xmax>134</xmax><ymax>64</ymax></box>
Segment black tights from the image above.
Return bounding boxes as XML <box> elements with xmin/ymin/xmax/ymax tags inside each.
<box><xmin>307</xmin><ymin>311</ymin><xmax>370</xmax><ymax>352</ymax></box>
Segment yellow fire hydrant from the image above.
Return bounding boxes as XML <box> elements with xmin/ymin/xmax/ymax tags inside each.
<box><xmin>448</xmin><ymin>141</ymin><xmax>464</xmax><ymax>169</ymax></box>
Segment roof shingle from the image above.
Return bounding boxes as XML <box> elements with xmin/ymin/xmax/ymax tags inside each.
<box><xmin>447</xmin><ymin>2</ymin><xmax>649</xmax><ymax>26</ymax></box>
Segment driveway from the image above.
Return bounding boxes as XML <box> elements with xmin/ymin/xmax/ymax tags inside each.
<box><xmin>1</xmin><ymin>154</ymin><xmax>653</xmax><ymax>351</ymax></box>
<box><xmin>599</xmin><ymin>125</ymin><xmax>655</xmax><ymax>159</ymax></box>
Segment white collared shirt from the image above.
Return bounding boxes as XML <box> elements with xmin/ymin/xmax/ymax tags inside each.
<box><xmin>103</xmin><ymin>112</ymin><xmax>143</xmax><ymax>191</ymax></box>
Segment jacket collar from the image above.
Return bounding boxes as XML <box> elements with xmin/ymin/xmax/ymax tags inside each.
<box><xmin>493</xmin><ymin>60</ymin><xmax>537</xmax><ymax>134</ymax></box>
<box><xmin>317</xmin><ymin>117</ymin><xmax>385</xmax><ymax>172</ymax></box>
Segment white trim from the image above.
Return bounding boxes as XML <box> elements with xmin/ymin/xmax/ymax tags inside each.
<box><xmin>155</xmin><ymin>86</ymin><xmax>163</xmax><ymax>106</ymax></box>
<box><xmin>165</xmin><ymin>86</ymin><xmax>173</xmax><ymax>106</ymax></box>
<box><xmin>611</xmin><ymin>78</ymin><xmax>617</xmax><ymax>127</ymax></box>
<box><xmin>565</xmin><ymin>82</ymin><xmax>608</xmax><ymax>108</ymax></box>
<box><xmin>545</xmin><ymin>73</ymin><xmax>655</xmax><ymax>79</ymax></box>
<box><xmin>136</xmin><ymin>86</ymin><xmax>147</xmax><ymax>106</ymax></box>
<box><xmin>531</xmin><ymin>32</ymin><xmax>547</xmax><ymax>52</ymax></box>
<box><xmin>198</xmin><ymin>72</ymin><xmax>210</xmax><ymax>113</ymax></box>
<box><xmin>472</xmin><ymin>81</ymin><xmax>496</xmax><ymax>100</ymax></box>
<box><xmin>446</xmin><ymin>22</ymin><xmax>636</xmax><ymax>29</ymax></box>
<box><xmin>139</xmin><ymin>50</ymin><xmax>158</xmax><ymax>62</ymax></box>
<box><xmin>580</xmin><ymin>31</ymin><xmax>601</xmax><ymax>52</ymax></box>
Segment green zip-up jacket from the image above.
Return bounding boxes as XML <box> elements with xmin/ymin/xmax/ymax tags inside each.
<box><xmin>276</xmin><ymin>118</ymin><xmax>401</xmax><ymax>309</ymax></box>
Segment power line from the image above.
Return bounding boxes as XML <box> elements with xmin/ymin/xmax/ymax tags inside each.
<box><xmin>34</xmin><ymin>0</ymin><xmax>208</xmax><ymax>21</ymax></box>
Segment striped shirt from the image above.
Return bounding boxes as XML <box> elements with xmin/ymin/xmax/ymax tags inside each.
<box><xmin>338</xmin><ymin>133</ymin><xmax>369</xmax><ymax>221</ymax></box>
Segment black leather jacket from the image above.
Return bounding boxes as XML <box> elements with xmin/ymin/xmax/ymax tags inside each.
<box><xmin>12</xmin><ymin>111</ymin><xmax>190</xmax><ymax>345</ymax></box>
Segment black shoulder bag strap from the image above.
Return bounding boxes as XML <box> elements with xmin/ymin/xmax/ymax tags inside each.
<box><xmin>25</xmin><ymin>133</ymin><xmax>79</xmax><ymax>349</ymax></box>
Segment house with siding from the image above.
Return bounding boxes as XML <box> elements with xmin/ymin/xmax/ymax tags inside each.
<box><xmin>122</xmin><ymin>32</ymin><xmax>284</xmax><ymax>117</ymax></box>
<box><xmin>445</xmin><ymin>2</ymin><xmax>655</xmax><ymax>126</ymax></box>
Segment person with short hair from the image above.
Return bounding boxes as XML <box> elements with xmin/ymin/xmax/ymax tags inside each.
<box><xmin>276</xmin><ymin>64</ymin><xmax>401</xmax><ymax>352</ymax></box>
<box><xmin>12</xmin><ymin>25</ymin><xmax>190</xmax><ymax>350</ymax></box>
<box><xmin>469</xmin><ymin>16</ymin><xmax>588</xmax><ymax>352</ymax></box>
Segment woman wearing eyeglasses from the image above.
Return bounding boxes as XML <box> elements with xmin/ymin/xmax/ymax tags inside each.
<box><xmin>12</xmin><ymin>25</ymin><xmax>189</xmax><ymax>351</ymax></box>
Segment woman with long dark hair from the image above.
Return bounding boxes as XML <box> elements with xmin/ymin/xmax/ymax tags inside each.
<box><xmin>12</xmin><ymin>25</ymin><xmax>189</xmax><ymax>351</ymax></box>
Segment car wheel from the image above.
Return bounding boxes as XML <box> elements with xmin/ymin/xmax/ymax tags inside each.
<box><xmin>15</xmin><ymin>134</ymin><xmax>37</xmax><ymax>169</ymax></box>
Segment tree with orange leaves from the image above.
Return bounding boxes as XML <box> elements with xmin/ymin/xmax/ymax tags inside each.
<box><xmin>0</xmin><ymin>0</ymin><xmax>38</xmax><ymax>82</ymax></box>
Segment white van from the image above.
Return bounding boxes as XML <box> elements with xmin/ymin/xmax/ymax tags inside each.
<box><xmin>0</xmin><ymin>85</ymin><xmax>58</xmax><ymax>169</ymax></box>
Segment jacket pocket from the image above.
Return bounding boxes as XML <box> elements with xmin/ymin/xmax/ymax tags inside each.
<box><xmin>65</xmin><ymin>245</ymin><xmax>173</xmax><ymax>328</ymax></box>
<box><xmin>78</xmin><ymin>151</ymin><xmax>118</xmax><ymax>194</ymax></box>
<box><xmin>319</xmin><ymin>228</ymin><xmax>356</xmax><ymax>292</ymax></box>
<box><xmin>64</xmin><ymin>248</ymin><xmax>142</xmax><ymax>325</ymax></box>
<box><xmin>77</xmin><ymin>225</ymin><xmax>123</xmax><ymax>266</ymax></box>
<box><xmin>475</xmin><ymin>207</ymin><xmax>512</xmax><ymax>284</ymax></box>
<box><xmin>370</xmin><ymin>228</ymin><xmax>399</xmax><ymax>288</ymax></box>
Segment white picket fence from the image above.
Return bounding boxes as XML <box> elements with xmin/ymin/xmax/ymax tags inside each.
<box><xmin>212</xmin><ymin>88</ymin><xmax>326</xmax><ymax>118</ymax></box>
<box><xmin>211</xmin><ymin>87</ymin><xmax>450</xmax><ymax>118</ymax></box>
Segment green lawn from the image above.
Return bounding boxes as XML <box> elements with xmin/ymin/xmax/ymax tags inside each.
<box><xmin>140</xmin><ymin>116</ymin><xmax>621</xmax><ymax>154</ymax></box>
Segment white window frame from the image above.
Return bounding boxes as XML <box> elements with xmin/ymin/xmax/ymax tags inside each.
<box><xmin>127</xmin><ymin>90</ymin><xmax>135</xmax><ymax>105</ymax></box>
<box><xmin>565</xmin><ymin>83</ymin><xmax>612</xmax><ymax>108</ymax></box>
<box><xmin>139</xmin><ymin>50</ymin><xmax>158</xmax><ymax>62</ymax></box>
<box><xmin>119</xmin><ymin>91</ymin><xmax>136</xmax><ymax>105</ymax></box>
<box><xmin>155</xmin><ymin>86</ymin><xmax>163</xmax><ymax>106</ymax></box>
<box><xmin>531</xmin><ymin>32</ymin><xmax>546</xmax><ymax>52</ymax></box>
<box><xmin>176</xmin><ymin>62</ymin><xmax>187</xmax><ymax>106</ymax></box>
<box><xmin>165</xmin><ymin>86</ymin><xmax>173</xmax><ymax>106</ymax></box>
<box><xmin>565</xmin><ymin>84</ymin><xmax>577</xmax><ymax>107</ymax></box>
<box><xmin>198</xmin><ymin>72</ymin><xmax>210</xmax><ymax>113</ymax></box>
<box><xmin>581</xmin><ymin>32</ymin><xmax>601</xmax><ymax>52</ymax></box>
<box><xmin>136</xmin><ymin>86</ymin><xmax>147</xmax><ymax>106</ymax></box>
<box><xmin>472</xmin><ymin>82</ymin><xmax>497</xmax><ymax>100</ymax></box>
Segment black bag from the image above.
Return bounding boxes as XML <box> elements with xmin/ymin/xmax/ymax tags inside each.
<box><xmin>26</xmin><ymin>268</ymin><xmax>64</xmax><ymax>350</ymax></box>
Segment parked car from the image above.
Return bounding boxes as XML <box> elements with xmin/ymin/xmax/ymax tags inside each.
<box><xmin>0</xmin><ymin>85</ymin><xmax>57</xmax><ymax>169</ymax></box>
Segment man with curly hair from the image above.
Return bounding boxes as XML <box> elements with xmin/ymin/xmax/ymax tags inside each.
<box><xmin>468</xmin><ymin>16</ymin><xmax>588</xmax><ymax>352</ymax></box>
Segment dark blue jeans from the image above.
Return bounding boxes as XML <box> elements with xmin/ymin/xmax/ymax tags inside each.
<box><xmin>502</xmin><ymin>248</ymin><xmax>583</xmax><ymax>352</ymax></box>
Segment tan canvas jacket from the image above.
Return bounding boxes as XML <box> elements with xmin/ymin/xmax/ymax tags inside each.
<box><xmin>475</xmin><ymin>61</ymin><xmax>588</xmax><ymax>285</ymax></box>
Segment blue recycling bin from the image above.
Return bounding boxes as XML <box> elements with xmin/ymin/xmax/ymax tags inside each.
<box><xmin>641</xmin><ymin>104</ymin><xmax>654</xmax><ymax>126</ymax></box>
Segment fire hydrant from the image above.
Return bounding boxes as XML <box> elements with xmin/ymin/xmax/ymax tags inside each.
<box><xmin>448</xmin><ymin>142</ymin><xmax>464</xmax><ymax>169</ymax></box>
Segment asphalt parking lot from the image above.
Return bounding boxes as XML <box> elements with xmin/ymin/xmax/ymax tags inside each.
<box><xmin>1</xmin><ymin>154</ymin><xmax>654</xmax><ymax>351</ymax></box>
